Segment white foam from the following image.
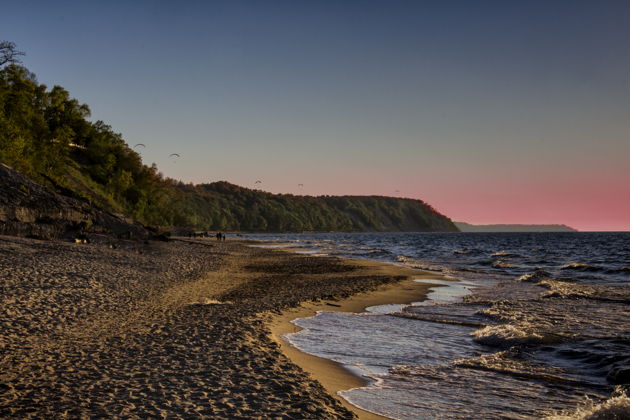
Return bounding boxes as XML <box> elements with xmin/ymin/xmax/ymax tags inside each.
<box><xmin>472</xmin><ymin>324</ymin><xmax>545</xmax><ymax>347</ymax></box>
<box><xmin>544</xmin><ymin>392</ymin><xmax>630</xmax><ymax>420</ymax></box>
<box><xmin>412</xmin><ymin>278</ymin><xmax>474</xmax><ymax>305</ymax></box>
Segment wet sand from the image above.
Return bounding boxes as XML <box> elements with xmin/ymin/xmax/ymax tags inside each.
<box><xmin>0</xmin><ymin>235</ymin><xmax>443</xmax><ymax>419</ymax></box>
<box><xmin>263</xmin><ymin>252</ymin><xmax>448</xmax><ymax>419</ymax></box>
<box><xmin>267</xmin><ymin>278</ymin><xmax>443</xmax><ymax>419</ymax></box>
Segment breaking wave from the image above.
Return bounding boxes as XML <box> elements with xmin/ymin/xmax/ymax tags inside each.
<box><xmin>544</xmin><ymin>388</ymin><xmax>630</xmax><ymax>420</ymax></box>
<box><xmin>472</xmin><ymin>324</ymin><xmax>551</xmax><ymax>347</ymax></box>
<box><xmin>561</xmin><ymin>263</ymin><xmax>603</xmax><ymax>272</ymax></box>
<box><xmin>247</xmin><ymin>231</ymin><xmax>630</xmax><ymax>419</ymax></box>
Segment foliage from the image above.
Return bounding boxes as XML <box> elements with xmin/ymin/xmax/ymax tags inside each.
<box><xmin>173</xmin><ymin>182</ymin><xmax>457</xmax><ymax>232</ymax></box>
<box><xmin>0</xmin><ymin>46</ymin><xmax>457</xmax><ymax>232</ymax></box>
<box><xmin>0</xmin><ymin>62</ymin><xmax>177</xmax><ymax>226</ymax></box>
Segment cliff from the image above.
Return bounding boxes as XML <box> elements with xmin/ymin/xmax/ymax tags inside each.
<box><xmin>0</xmin><ymin>163</ymin><xmax>147</xmax><ymax>239</ymax></box>
<box><xmin>175</xmin><ymin>182</ymin><xmax>459</xmax><ymax>232</ymax></box>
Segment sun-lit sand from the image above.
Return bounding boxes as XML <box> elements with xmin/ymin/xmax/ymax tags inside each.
<box><xmin>0</xmin><ymin>235</ymin><xmax>446</xmax><ymax>419</ymax></box>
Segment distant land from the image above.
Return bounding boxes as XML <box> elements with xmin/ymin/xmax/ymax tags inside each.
<box><xmin>454</xmin><ymin>222</ymin><xmax>578</xmax><ymax>233</ymax></box>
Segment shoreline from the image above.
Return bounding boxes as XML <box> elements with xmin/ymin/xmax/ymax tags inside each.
<box><xmin>265</xmin><ymin>257</ymin><xmax>449</xmax><ymax>420</ymax></box>
<box><xmin>1</xmin><ymin>235</ymin><xmax>451</xmax><ymax>418</ymax></box>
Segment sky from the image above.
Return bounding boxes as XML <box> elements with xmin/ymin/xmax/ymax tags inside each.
<box><xmin>4</xmin><ymin>0</ymin><xmax>630</xmax><ymax>231</ymax></box>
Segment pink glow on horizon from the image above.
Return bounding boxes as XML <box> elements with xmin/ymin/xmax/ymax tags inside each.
<box><xmin>415</xmin><ymin>175</ymin><xmax>630</xmax><ymax>232</ymax></box>
<box><xmin>181</xmin><ymin>141</ymin><xmax>630</xmax><ymax>232</ymax></box>
<box><xmin>265</xmin><ymin>163</ymin><xmax>630</xmax><ymax>232</ymax></box>
<box><xmin>259</xmin><ymin>177</ymin><xmax>629</xmax><ymax>232</ymax></box>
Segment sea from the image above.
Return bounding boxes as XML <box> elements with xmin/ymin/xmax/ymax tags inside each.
<box><xmin>245</xmin><ymin>232</ymin><xmax>630</xmax><ymax>419</ymax></box>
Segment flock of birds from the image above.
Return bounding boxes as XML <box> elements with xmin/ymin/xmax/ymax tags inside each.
<box><xmin>132</xmin><ymin>144</ymin><xmax>304</xmax><ymax>189</ymax></box>
<box><xmin>132</xmin><ymin>143</ymin><xmax>402</xmax><ymax>195</ymax></box>
<box><xmin>134</xmin><ymin>143</ymin><xmax>179</xmax><ymax>160</ymax></box>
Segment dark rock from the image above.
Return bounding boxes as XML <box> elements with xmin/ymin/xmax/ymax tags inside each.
<box><xmin>150</xmin><ymin>234</ymin><xmax>171</xmax><ymax>242</ymax></box>
<box><xmin>0</xmin><ymin>163</ymin><xmax>148</xmax><ymax>240</ymax></box>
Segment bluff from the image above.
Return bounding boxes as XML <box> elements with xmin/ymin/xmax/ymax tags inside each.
<box><xmin>175</xmin><ymin>181</ymin><xmax>459</xmax><ymax>232</ymax></box>
<box><xmin>0</xmin><ymin>163</ymin><xmax>458</xmax><ymax>236</ymax></box>
<box><xmin>0</xmin><ymin>62</ymin><xmax>457</xmax><ymax>236</ymax></box>
<box><xmin>0</xmin><ymin>163</ymin><xmax>147</xmax><ymax>239</ymax></box>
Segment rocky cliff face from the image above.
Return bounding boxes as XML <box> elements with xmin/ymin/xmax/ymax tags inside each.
<box><xmin>0</xmin><ymin>164</ymin><xmax>147</xmax><ymax>239</ymax></box>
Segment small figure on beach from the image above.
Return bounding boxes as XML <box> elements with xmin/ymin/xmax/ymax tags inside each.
<box><xmin>216</xmin><ymin>232</ymin><xmax>226</xmax><ymax>241</ymax></box>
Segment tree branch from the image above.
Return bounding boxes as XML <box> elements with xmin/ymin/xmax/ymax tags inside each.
<box><xmin>0</xmin><ymin>41</ymin><xmax>25</xmax><ymax>67</ymax></box>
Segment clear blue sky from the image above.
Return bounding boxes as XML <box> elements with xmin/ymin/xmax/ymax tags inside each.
<box><xmin>4</xmin><ymin>0</ymin><xmax>630</xmax><ymax>230</ymax></box>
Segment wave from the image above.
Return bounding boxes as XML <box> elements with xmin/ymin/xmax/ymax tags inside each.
<box><xmin>561</xmin><ymin>263</ymin><xmax>604</xmax><ymax>272</ymax></box>
<box><xmin>395</xmin><ymin>311</ymin><xmax>488</xmax><ymax>328</ymax></box>
<box><xmin>544</xmin><ymin>388</ymin><xmax>630</xmax><ymax>420</ymax></box>
<box><xmin>394</xmin><ymin>255</ymin><xmax>447</xmax><ymax>273</ymax></box>
<box><xmin>517</xmin><ymin>270</ymin><xmax>551</xmax><ymax>283</ymax></box>
<box><xmin>353</xmin><ymin>363</ymin><xmax>607</xmax><ymax>420</ymax></box>
<box><xmin>454</xmin><ymin>248</ymin><xmax>483</xmax><ymax>255</ymax></box>
<box><xmin>541</xmin><ymin>281</ymin><xmax>630</xmax><ymax>303</ymax></box>
<box><xmin>471</xmin><ymin>324</ymin><xmax>560</xmax><ymax>348</ymax></box>
<box><xmin>453</xmin><ymin>350</ymin><xmax>588</xmax><ymax>386</ymax></box>
<box><xmin>491</xmin><ymin>251</ymin><xmax>519</xmax><ymax>257</ymax></box>
<box><xmin>492</xmin><ymin>259</ymin><xmax>518</xmax><ymax>269</ymax></box>
<box><xmin>254</xmin><ymin>232</ymin><xmax>630</xmax><ymax>418</ymax></box>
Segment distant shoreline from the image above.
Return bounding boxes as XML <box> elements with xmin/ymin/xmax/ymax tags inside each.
<box><xmin>454</xmin><ymin>221</ymin><xmax>578</xmax><ymax>232</ymax></box>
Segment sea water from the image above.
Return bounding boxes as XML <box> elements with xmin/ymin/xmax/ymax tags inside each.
<box><xmin>245</xmin><ymin>232</ymin><xmax>630</xmax><ymax>419</ymax></box>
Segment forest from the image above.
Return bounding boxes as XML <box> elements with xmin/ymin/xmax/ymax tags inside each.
<box><xmin>0</xmin><ymin>42</ymin><xmax>457</xmax><ymax>233</ymax></box>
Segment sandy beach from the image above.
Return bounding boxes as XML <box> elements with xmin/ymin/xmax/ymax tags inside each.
<box><xmin>0</xmin><ymin>235</ymin><xmax>442</xmax><ymax>419</ymax></box>
<box><xmin>266</xmin><ymin>276</ymin><xmax>444</xmax><ymax>419</ymax></box>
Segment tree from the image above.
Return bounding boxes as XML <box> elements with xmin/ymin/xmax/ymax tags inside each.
<box><xmin>0</xmin><ymin>41</ymin><xmax>25</xmax><ymax>67</ymax></box>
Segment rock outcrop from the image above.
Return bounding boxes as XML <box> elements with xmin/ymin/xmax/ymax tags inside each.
<box><xmin>0</xmin><ymin>163</ymin><xmax>148</xmax><ymax>239</ymax></box>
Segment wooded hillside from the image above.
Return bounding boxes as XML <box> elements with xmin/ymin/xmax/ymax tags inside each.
<box><xmin>0</xmin><ymin>43</ymin><xmax>457</xmax><ymax>233</ymax></box>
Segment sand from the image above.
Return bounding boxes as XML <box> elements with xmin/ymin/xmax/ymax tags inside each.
<box><xmin>0</xmin><ymin>234</ymin><xmax>446</xmax><ymax>419</ymax></box>
<box><xmin>265</xmin><ymin>255</ymin><xmax>446</xmax><ymax>419</ymax></box>
<box><xmin>267</xmin><ymin>279</ymin><xmax>438</xmax><ymax>419</ymax></box>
